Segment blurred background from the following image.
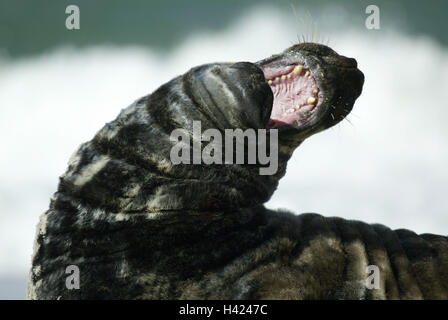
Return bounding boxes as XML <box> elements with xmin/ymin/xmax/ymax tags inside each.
<box><xmin>1</xmin><ymin>0</ymin><xmax>447</xmax><ymax>299</ymax></box>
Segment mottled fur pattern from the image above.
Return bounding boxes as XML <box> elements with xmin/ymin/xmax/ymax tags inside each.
<box><xmin>27</xmin><ymin>44</ymin><xmax>448</xmax><ymax>299</ymax></box>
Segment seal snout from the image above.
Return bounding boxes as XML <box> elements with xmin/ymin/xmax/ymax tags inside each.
<box><xmin>254</xmin><ymin>42</ymin><xmax>365</xmax><ymax>141</ymax></box>
<box><xmin>344</xmin><ymin>57</ymin><xmax>358</xmax><ymax>68</ymax></box>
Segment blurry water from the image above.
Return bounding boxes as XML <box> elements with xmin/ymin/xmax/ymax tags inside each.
<box><xmin>1</xmin><ymin>6</ymin><xmax>447</xmax><ymax>298</ymax></box>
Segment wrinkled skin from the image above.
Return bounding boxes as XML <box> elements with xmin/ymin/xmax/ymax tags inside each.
<box><xmin>27</xmin><ymin>43</ymin><xmax>448</xmax><ymax>300</ymax></box>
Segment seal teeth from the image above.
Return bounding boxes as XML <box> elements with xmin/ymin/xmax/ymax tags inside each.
<box><xmin>281</xmin><ymin>75</ymin><xmax>286</xmax><ymax>81</ymax></box>
<box><xmin>268</xmin><ymin>80</ymin><xmax>272</xmax><ymax>85</ymax></box>
<box><xmin>307</xmin><ymin>96</ymin><xmax>316</xmax><ymax>105</ymax></box>
<box><xmin>274</xmin><ymin>77</ymin><xmax>280</xmax><ymax>83</ymax></box>
<box><xmin>287</xmin><ymin>74</ymin><xmax>291</xmax><ymax>79</ymax></box>
<box><xmin>305</xmin><ymin>70</ymin><xmax>310</xmax><ymax>77</ymax></box>
<box><xmin>293</xmin><ymin>65</ymin><xmax>303</xmax><ymax>75</ymax></box>
<box><xmin>313</xmin><ymin>89</ymin><xmax>318</xmax><ymax>95</ymax></box>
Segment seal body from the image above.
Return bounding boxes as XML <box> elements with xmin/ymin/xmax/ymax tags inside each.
<box><xmin>27</xmin><ymin>43</ymin><xmax>448</xmax><ymax>299</ymax></box>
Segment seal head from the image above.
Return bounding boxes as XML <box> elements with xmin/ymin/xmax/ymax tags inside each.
<box><xmin>257</xmin><ymin>43</ymin><xmax>364</xmax><ymax>151</ymax></box>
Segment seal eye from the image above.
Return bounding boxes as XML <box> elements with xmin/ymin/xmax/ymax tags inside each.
<box><xmin>262</xmin><ymin>64</ymin><xmax>319</xmax><ymax>129</ymax></box>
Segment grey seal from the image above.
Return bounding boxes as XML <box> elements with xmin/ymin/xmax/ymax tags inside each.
<box><xmin>27</xmin><ymin>43</ymin><xmax>448</xmax><ymax>299</ymax></box>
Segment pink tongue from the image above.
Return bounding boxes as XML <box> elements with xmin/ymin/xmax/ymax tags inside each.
<box><xmin>267</xmin><ymin>119</ymin><xmax>287</xmax><ymax>129</ymax></box>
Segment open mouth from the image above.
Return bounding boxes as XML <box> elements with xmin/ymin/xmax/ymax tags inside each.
<box><xmin>262</xmin><ymin>63</ymin><xmax>319</xmax><ymax>130</ymax></box>
<box><xmin>255</xmin><ymin>43</ymin><xmax>364</xmax><ymax>136</ymax></box>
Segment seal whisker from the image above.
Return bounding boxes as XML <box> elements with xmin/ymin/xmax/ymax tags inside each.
<box><xmin>290</xmin><ymin>3</ymin><xmax>302</xmax><ymax>45</ymax></box>
<box><xmin>344</xmin><ymin>116</ymin><xmax>355</xmax><ymax>127</ymax></box>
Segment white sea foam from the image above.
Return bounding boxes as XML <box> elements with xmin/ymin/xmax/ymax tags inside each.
<box><xmin>0</xmin><ymin>6</ymin><xmax>447</xmax><ymax>296</ymax></box>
